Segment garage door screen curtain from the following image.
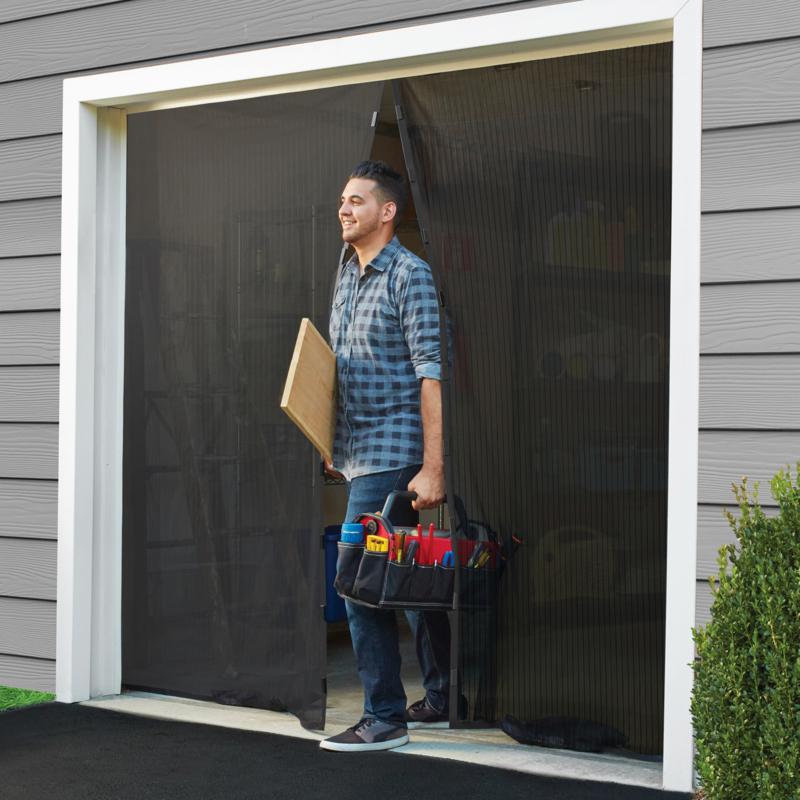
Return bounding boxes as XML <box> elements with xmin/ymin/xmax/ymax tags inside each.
<box><xmin>397</xmin><ymin>44</ymin><xmax>671</xmax><ymax>753</ymax></box>
<box><xmin>123</xmin><ymin>83</ymin><xmax>381</xmax><ymax>728</ymax></box>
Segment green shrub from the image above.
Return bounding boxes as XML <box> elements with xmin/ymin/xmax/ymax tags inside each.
<box><xmin>692</xmin><ymin>469</ymin><xmax>800</xmax><ymax>799</ymax></box>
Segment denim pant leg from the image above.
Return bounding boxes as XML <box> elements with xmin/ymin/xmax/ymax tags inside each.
<box><xmin>405</xmin><ymin>609</ymin><xmax>451</xmax><ymax>713</ymax></box>
<box><xmin>344</xmin><ymin>464</ymin><xmax>420</xmax><ymax>726</ymax></box>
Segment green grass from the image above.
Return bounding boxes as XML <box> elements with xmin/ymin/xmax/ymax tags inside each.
<box><xmin>0</xmin><ymin>685</ymin><xmax>55</xmax><ymax>711</ymax></box>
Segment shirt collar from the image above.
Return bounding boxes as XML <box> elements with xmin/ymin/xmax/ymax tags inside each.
<box><xmin>346</xmin><ymin>236</ymin><xmax>400</xmax><ymax>274</ymax></box>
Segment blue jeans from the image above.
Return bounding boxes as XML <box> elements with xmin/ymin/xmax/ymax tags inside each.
<box><xmin>344</xmin><ymin>465</ymin><xmax>451</xmax><ymax>726</ymax></box>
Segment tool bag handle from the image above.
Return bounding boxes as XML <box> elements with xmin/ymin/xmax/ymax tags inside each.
<box><xmin>380</xmin><ymin>491</ymin><xmax>417</xmax><ymax>525</ymax></box>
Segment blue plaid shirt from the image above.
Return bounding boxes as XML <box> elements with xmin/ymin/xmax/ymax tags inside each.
<box><xmin>329</xmin><ymin>236</ymin><xmax>441</xmax><ymax>480</ymax></box>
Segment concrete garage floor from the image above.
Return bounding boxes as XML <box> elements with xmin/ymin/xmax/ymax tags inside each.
<box><xmin>84</xmin><ymin>619</ymin><xmax>664</xmax><ymax>791</ymax></box>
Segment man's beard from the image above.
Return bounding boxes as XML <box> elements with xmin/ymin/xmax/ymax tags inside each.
<box><xmin>341</xmin><ymin>214</ymin><xmax>380</xmax><ymax>244</ymax></box>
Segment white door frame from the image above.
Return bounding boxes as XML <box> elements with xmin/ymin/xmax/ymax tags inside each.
<box><xmin>56</xmin><ymin>0</ymin><xmax>702</xmax><ymax>791</ymax></box>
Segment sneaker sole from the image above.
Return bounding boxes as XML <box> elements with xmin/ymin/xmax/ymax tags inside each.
<box><xmin>319</xmin><ymin>733</ymin><xmax>410</xmax><ymax>752</ymax></box>
<box><xmin>406</xmin><ymin>720</ymin><xmax>449</xmax><ymax>729</ymax></box>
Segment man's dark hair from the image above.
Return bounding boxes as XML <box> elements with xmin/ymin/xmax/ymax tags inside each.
<box><xmin>349</xmin><ymin>160</ymin><xmax>409</xmax><ymax>226</ymax></box>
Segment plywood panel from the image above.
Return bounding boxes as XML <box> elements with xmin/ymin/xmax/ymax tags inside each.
<box><xmin>0</xmin><ymin>0</ymin><xmax>536</xmax><ymax>84</ymax></box>
<box><xmin>702</xmin><ymin>208</ymin><xmax>800</xmax><ymax>284</ymax></box>
<box><xmin>0</xmin><ymin>135</ymin><xmax>61</xmax><ymax>203</ymax></box>
<box><xmin>0</xmin><ymin>423</ymin><xmax>58</xmax><ymax>479</ymax></box>
<box><xmin>0</xmin><ymin>366</ymin><xmax>59</xmax><ymax>422</ymax></box>
<box><xmin>698</xmin><ymin>430</ymin><xmax>800</xmax><ymax>506</ymax></box>
<box><xmin>0</xmin><ymin>653</ymin><xmax>54</xmax><ymax>692</ymax></box>
<box><xmin>700</xmin><ymin>283</ymin><xmax>800</xmax><ymax>354</ymax></box>
<box><xmin>704</xmin><ymin>39</ymin><xmax>800</xmax><ymax>129</ymax></box>
<box><xmin>0</xmin><ymin>311</ymin><xmax>59</xmax><ymax>365</ymax></box>
<box><xmin>280</xmin><ymin>318</ymin><xmax>336</xmax><ymax>462</ymax></box>
<box><xmin>702</xmin><ymin>122</ymin><xmax>800</xmax><ymax>212</ymax></box>
<box><xmin>0</xmin><ymin>479</ymin><xmax>57</xmax><ymax>539</ymax></box>
<box><xmin>704</xmin><ymin>0</ymin><xmax>800</xmax><ymax>49</ymax></box>
<box><xmin>700</xmin><ymin>355</ymin><xmax>800</xmax><ymax>429</ymax></box>
<box><xmin>0</xmin><ymin>597</ymin><xmax>55</xmax><ymax>659</ymax></box>
<box><xmin>0</xmin><ymin>256</ymin><xmax>59</xmax><ymax>311</ymax></box>
<box><xmin>0</xmin><ymin>0</ymin><xmax>124</xmax><ymax>24</ymax></box>
<box><xmin>0</xmin><ymin>539</ymin><xmax>56</xmax><ymax>600</ymax></box>
<box><xmin>0</xmin><ymin>198</ymin><xmax>60</xmax><ymax>258</ymax></box>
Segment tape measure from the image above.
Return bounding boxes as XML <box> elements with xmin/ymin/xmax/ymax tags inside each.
<box><xmin>366</xmin><ymin>535</ymin><xmax>389</xmax><ymax>553</ymax></box>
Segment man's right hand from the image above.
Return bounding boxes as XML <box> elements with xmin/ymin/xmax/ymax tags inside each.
<box><xmin>324</xmin><ymin>460</ymin><xmax>344</xmax><ymax>480</ymax></box>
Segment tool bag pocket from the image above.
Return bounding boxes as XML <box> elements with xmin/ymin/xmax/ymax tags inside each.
<box><xmin>382</xmin><ymin>561</ymin><xmax>414</xmax><ymax>604</ymax></box>
<box><xmin>459</xmin><ymin>566</ymin><xmax>498</xmax><ymax>609</ymax></box>
<box><xmin>334</xmin><ymin>542</ymin><xmax>364</xmax><ymax>598</ymax></box>
<box><xmin>353</xmin><ymin>550</ymin><xmax>389</xmax><ymax>605</ymax></box>
<box><xmin>408</xmin><ymin>564</ymin><xmax>436</xmax><ymax>604</ymax></box>
<box><xmin>431</xmin><ymin>564</ymin><xmax>455</xmax><ymax>606</ymax></box>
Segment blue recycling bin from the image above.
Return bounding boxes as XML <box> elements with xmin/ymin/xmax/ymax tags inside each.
<box><xmin>324</xmin><ymin>526</ymin><xmax>347</xmax><ymax>623</ymax></box>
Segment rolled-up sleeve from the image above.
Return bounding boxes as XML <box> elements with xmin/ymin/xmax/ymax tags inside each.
<box><xmin>398</xmin><ymin>264</ymin><xmax>442</xmax><ymax>381</ymax></box>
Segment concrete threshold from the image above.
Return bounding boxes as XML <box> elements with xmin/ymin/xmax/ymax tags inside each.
<box><xmin>82</xmin><ymin>692</ymin><xmax>664</xmax><ymax>791</ymax></box>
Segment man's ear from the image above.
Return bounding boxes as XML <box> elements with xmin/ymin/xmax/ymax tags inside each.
<box><xmin>382</xmin><ymin>201</ymin><xmax>398</xmax><ymax>225</ymax></box>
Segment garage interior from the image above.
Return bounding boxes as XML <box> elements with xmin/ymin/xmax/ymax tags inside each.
<box><xmin>121</xmin><ymin>42</ymin><xmax>671</xmax><ymax>758</ymax></box>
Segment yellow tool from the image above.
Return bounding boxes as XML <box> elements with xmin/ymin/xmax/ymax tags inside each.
<box><xmin>395</xmin><ymin>532</ymin><xmax>406</xmax><ymax>563</ymax></box>
<box><xmin>366</xmin><ymin>535</ymin><xmax>389</xmax><ymax>553</ymax></box>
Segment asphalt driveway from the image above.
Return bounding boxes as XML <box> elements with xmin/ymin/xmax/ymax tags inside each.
<box><xmin>0</xmin><ymin>703</ymin><xmax>692</xmax><ymax>799</ymax></box>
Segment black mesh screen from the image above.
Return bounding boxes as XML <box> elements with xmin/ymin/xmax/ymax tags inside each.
<box><xmin>398</xmin><ymin>44</ymin><xmax>671</xmax><ymax>753</ymax></box>
<box><xmin>123</xmin><ymin>83</ymin><xmax>381</xmax><ymax>728</ymax></box>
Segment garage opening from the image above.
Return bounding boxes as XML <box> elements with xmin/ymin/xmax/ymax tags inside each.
<box><xmin>122</xmin><ymin>41</ymin><xmax>671</xmax><ymax>755</ymax></box>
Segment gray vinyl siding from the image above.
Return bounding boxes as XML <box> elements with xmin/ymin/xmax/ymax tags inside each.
<box><xmin>697</xmin><ymin>0</ymin><xmax>800</xmax><ymax>628</ymax></box>
<box><xmin>0</xmin><ymin>0</ymin><xmax>555</xmax><ymax>696</ymax></box>
<box><xmin>1</xmin><ymin>0</ymin><xmax>797</xmax><ymax>690</ymax></box>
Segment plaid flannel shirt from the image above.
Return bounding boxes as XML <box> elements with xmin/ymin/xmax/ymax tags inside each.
<box><xmin>329</xmin><ymin>236</ymin><xmax>441</xmax><ymax>480</ymax></box>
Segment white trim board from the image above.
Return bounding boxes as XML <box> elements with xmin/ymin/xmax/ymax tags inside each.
<box><xmin>56</xmin><ymin>0</ymin><xmax>702</xmax><ymax>793</ymax></box>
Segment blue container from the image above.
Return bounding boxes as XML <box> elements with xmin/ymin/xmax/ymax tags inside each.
<box><xmin>324</xmin><ymin>526</ymin><xmax>348</xmax><ymax>623</ymax></box>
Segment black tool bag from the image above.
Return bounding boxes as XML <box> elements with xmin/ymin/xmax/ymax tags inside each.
<box><xmin>333</xmin><ymin>491</ymin><xmax>456</xmax><ymax>610</ymax></box>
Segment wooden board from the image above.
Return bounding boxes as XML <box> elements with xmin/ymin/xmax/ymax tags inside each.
<box><xmin>280</xmin><ymin>317</ymin><xmax>336</xmax><ymax>463</ymax></box>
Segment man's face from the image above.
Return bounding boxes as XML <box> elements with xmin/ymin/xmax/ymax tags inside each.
<box><xmin>339</xmin><ymin>177</ymin><xmax>395</xmax><ymax>245</ymax></box>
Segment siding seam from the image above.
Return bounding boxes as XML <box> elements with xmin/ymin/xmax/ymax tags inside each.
<box><xmin>0</xmin><ymin>195</ymin><xmax>60</xmax><ymax>207</ymax></box>
<box><xmin>703</xmin><ymin>118</ymin><xmax>800</xmax><ymax>135</ymax></box>
<box><xmin>0</xmin><ymin>0</ymin><xmax>539</xmax><ymax>89</ymax></box>
<box><xmin>703</xmin><ymin>33</ymin><xmax>800</xmax><ymax>53</ymax></box>
<box><xmin>0</xmin><ymin>309</ymin><xmax>59</xmax><ymax>315</ymax></box>
<box><xmin>0</xmin><ymin>253</ymin><xmax>61</xmax><ymax>259</ymax></box>
<box><xmin>700</xmin><ymin>278</ymin><xmax>800</xmax><ymax>287</ymax></box>
<box><xmin>0</xmin><ymin>132</ymin><xmax>62</xmax><ymax>145</ymax></box>
<box><xmin>0</xmin><ymin>651</ymin><xmax>54</xmax><ymax>662</ymax></box>
<box><xmin>699</xmin><ymin>427</ymin><xmax>800</xmax><ymax>433</ymax></box>
<box><xmin>0</xmin><ymin>594</ymin><xmax>56</xmax><ymax>603</ymax></box>
<box><xmin>702</xmin><ymin>204</ymin><xmax>800</xmax><ymax>215</ymax></box>
<box><xmin>0</xmin><ymin>0</ymin><xmax>131</xmax><ymax>27</ymax></box>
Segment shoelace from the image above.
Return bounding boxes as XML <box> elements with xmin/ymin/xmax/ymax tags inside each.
<box><xmin>354</xmin><ymin>717</ymin><xmax>380</xmax><ymax>735</ymax></box>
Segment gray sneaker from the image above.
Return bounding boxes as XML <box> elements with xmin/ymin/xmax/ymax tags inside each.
<box><xmin>319</xmin><ymin>717</ymin><xmax>409</xmax><ymax>752</ymax></box>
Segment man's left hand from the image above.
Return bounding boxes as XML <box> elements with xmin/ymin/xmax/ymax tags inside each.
<box><xmin>408</xmin><ymin>466</ymin><xmax>445</xmax><ymax>511</ymax></box>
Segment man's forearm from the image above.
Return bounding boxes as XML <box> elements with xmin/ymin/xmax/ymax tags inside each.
<box><xmin>420</xmin><ymin>378</ymin><xmax>444</xmax><ymax>473</ymax></box>
<box><xmin>407</xmin><ymin>378</ymin><xmax>445</xmax><ymax>509</ymax></box>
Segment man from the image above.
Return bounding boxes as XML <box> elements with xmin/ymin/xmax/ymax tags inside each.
<box><xmin>319</xmin><ymin>161</ymin><xmax>450</xmax><ymax>753</ymax></box>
